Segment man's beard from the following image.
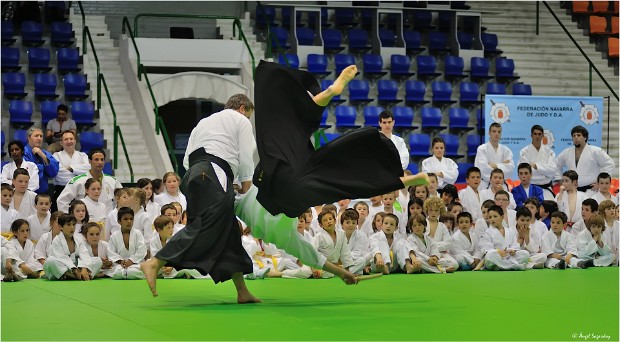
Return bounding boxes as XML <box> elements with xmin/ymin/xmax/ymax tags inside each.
<box><xmin>574</xmin><ymin>143</ymin><xmax>581</xmax><ymax>148</ymax></box>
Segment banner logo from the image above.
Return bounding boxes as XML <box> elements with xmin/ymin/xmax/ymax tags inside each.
<box><xmin>489</xmin><ymin>99</ymin><xmax>510</xmax><ymax>124</ymax></box>
<box><xmin>543</xmin><ymin>129</ymin><xmax>555</xmax><ymax>149</ymax></box>
<box><xmin>579</xmin><ymin>101</ymin><xmax>599</xmax><ymax>125</ymax></box>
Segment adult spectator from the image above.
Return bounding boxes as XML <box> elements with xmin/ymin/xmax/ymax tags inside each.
<box><xmin>1</xmin><ymin>140</ymin><xmax>39</xmax><ymax>191</ymax></box>
<box><xmin>56</xmin><ymin>148</ymin><xmax>122</xmax><ymax>213</ymax></box>
<box><xmin>556</xmin><ymin>125</ymin><xmax>615</xmax><ymax>194</ymax></box>
<box><xmin>474</xmin><ymin>123</ymin><xmax>514</xmax><ymax>190</ymax></box>
<box><xmin>46</xmin><ymin>104</ymin><xmax>77</xmax><ymax>153</ymax></box>
<box><xmin>51</xmin><ymin>130</ymin><xmax>91</xmax><ymax>212</ymax></box>
<box><xmin>378</xmin><ymin>110</ymin><xmax>409</xmax><ymax>170</ymax></box>
<box><xmin>518</xmin><ymin>125</ymin><xmax>558</xmax><ymax>199</ymax></box>
<box><xmin>23</xmin><ymin>126</ymin><xmax>59</xmax><ymax>194</ymax></box>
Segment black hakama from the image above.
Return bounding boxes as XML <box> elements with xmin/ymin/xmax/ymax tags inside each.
<box><xmin>253</xmin><ymin>60</ymin><xmax>404</xmax><ymax>218</ymax></box>
<box><xmin>155</xmin><ymin>150</ymin><xmax>253</xmax><ymax>283</ymax></box>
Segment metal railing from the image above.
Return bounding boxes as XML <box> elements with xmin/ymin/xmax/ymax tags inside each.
<box><xmin>77</xmin><ymin>2</ymin><xmax>134</xmax><ymax>182</ymax></box>
<box><xmin>538</xmin><ymin>1</ymin><xmax>618</xmax><ymax>100</ymax></box>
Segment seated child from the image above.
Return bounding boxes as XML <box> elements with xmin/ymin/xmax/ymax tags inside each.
<box><xmin>440</xmin><ymin>212</ymin><xmax>456</xmax><ymax>236</ymax></box>
<box><xmin>600</xmin><ymin>200</ymin><xmax>619</xmax><ymax>266</ymax></box>
<box><xmin>1</xmin><ymin>235</ymin><xmax>19</xmax><ymax>281</ymax></box>
<box><xmin>44</xmin><ymin>214</ymin><xmax>101</xmax><ymax>280</ymax></box>
<box><xmin>354</xmin><ymin>201</ymin><xmax>373</xmax><ymax>237</ymax></box>
<box><xmin>104</xmin><ymin>188</ymin><xmax>130</xmax><ymax>241</ymax></box>
<box><xmin>568</xmin><ymin>199</ymin><xmax>598</xmax><ymax>237</ymax></box>
<box><xmin>370</xmin><ymin>213</ymin><xmax>421</xmax><ymax>274</ymax></box>
<box><xmin>539</xmin><ymin>200</ymin><xmax>558</xmax><ymax>229</ymax></box>
<box><xmin>473</xmin><ymin>200</ymin><xmax>495</xmax><ymax>238</ymax></box>
<box><xmin>523</xmin><ymin>198</ymin><xmax>548</xmax><ymax>238</ymax></box>
<box><xmin>10</xmin><ymin>168</ymin><xmax>37</xmax><ymax>219</ymax></box>
<box><xmin>574</xmin><ymin>214</ymin><xmax>615</xmax><ymax>268</ymax></box>
<box><xmin>341</xmin><ymin>209</ymin><xmax>372</xmax><ymax>275</ymax></box>
<box><xmin>107</xmin><ymin>207</ymin><xmax>147</xmax><ymax>279</ymax></box>
<box><xmin>312</xmin><ymin>210</ymin><xmax>355</xmax><ymax>278</ymax></box>
<box><xmin>541</xmin><ymin>212</ymin><xmax>580</xmax><ymax>269</ymax></box>
<box><xmin>26</xmin><ymin>193</ymin><xmax>51</xmax><ymax>242</ymax></box>
<box><xmin>514</xmin><ymin>207</ymin><xmax>547</xmax><ymax>269</ymax></box>
<box><xmin>151</xmin><ymin>215</ymin><xmax>205</xmax><ymax>279</ymax></box>
<box><xmin>479</xmin><ymin>205</ymin><xmax>529</xmax><ymax>271</ymax></box>
<box><xmin>1</xmin><ymin>184</ymin><xmax>19</xmax><ymax>233</ymax></box>
<box><xmin>423</xmin><ymin>198</ymin><xmax>455</xmax><ymax>263</ymax></box>
<box><xmin>81</xmin><ymin>222</ymin><xmax>112</xmax><ymax>278</ymax></box>
<box><xmin>2</xmin><ymin>219</ymin><xmax>43</xmax><ymax>280</ymax></box>
<box><xmin>34</xmin><ymin>211</ymin><xmax>63</xmax><ymax>266</ymax></box>
<box><xmin>589</xmin><ymin>172</ymin><xmax>618</xmax><ymax>205</ymax></box>
<box><xmin>407</xmin><ymin>213</ymin><xmax>458</xmax><ymax>273</ymax></box>
<box><xmin>450</xmin><ymin>212</ymin><xmax>482</xmax><ymax>271</ymax></box>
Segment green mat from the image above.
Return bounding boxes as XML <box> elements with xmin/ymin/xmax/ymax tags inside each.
<box><xmin>2</xmin><ymin>268</ymin><xmax>618</xmax><ymax>341</ymax></box>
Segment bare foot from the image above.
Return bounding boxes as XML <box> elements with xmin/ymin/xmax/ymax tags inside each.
<box><xmin>237</xmin><ymin>293</ymin><xmax>262</xmax><ymax>304</ymax></box>
<box><xmin>445</xmin><ymin>266</ymin><xmax>456</xmax><ymax>273</ymax></box>
<box><xmin>405</xmin><ymin>263</ymin><xmax>419</xmax><ymax>274</ymax></box>
<box><xmin>401</xmin><ymin>172</ymin><xmax>430</xmax><ymax>188</ymax></box>
<box><xmin>329</xmin><ymin>65</ymin><xmax>357</xmax><ymax>96</ymax></box>
<box><xmin>140</xmin><ymin>258</ymin><xmax>163</xmax><ymax>297</ymax></box>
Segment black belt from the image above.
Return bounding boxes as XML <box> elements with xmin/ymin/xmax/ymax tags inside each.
<box><xmin>534</xmin><ymin>182</ymin><xmax>554</xmax><ymax>194</ymax></box>
<box><xmin>188</xmin><ymin>149</ymin><xmax>233</xmax><ymax>181</ymax></box>
<box><xmin>577</xmin><ymin>184</ymin><xmax>593</xmax><ymax>192</ymax></box>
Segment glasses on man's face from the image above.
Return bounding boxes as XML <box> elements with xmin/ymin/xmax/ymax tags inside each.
<box><xmin>495</xmin><ymin>198</ymin><xmax>509</xmax><ymax>202</ymax></box>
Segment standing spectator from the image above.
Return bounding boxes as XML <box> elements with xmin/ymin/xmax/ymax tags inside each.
<box><xmin>474</xmin><ymin>123</ymin><xmax>514</xmax><ymax>190</ymax></box>
<box><xmin>556</xmin><ymin>126</ymin><xmax>615</xmax><ymax>194</ymax></box>
<box><xmin>23</xmin><ymin>127</ymin><xmax>59</xmax><ymax>194</ymax></box>
<box><xmin>51</xmin><ymin>131</ymin><xmax>90</xmax><ymax>212</ymax></box>
<box><xmin>518</xmin><ymin>125</ymin><xmax>558</xmax><ymax>200</ymax></box>
<box><xmin>378</xmin><ymin>110</ymin><xmax>409</xmax><ymax>170</ymax></box>
<box><xmin>46</xmin><ymin>104</ymin><xmax>77</xmax><ymax>153</ymax></box>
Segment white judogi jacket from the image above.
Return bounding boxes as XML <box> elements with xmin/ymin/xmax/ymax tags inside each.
<box><xmin>84</xmin><ymin>240</ymin><xmax>109</xmax><ymax>260</ymax></box>
<box><xmin>479</xmin><ymin>188</ymin><xmax>517</xmax><ymax>210</ymax></box>
<box><xmin>26</xmin><ymin>212</ymin><xmax>50</xmax><ymax>242</ymax></box>
<box><xmin>34</xmin><ymin>231</ymin><xmax>58</xmax><ymax>261</ymax></box>
<box><xmin>426</xmin><ymin>220</ymin><xmax>452</xmax><ymax>253</ymax></box>
<box><xmin>154</xmin><ymin>191</ymin><xmax>187</xmax><ymax>213</ymax></box>
<box><xmin>368</xmin><ymin>204</ymin><xmax>385</xmax><ymax>224</ymax></box>
<box><xmin>450</xmin><ymin>229</ymin><xmax>483</xmax><ymax>263</ymax></box>
<box><xmin>407</xmin><ymin>233</ymin><xmax>440</xmax><ymax>261</ymax></box>
<box><xmin>518</xmin><ymin>228</ymin><xmax>543</xmax><ymax>255</ymax></box>
<box><xmin>421</xmin><ymin>156</ymin><xmax>458</xmax><ymax>189</ymax></box>
<box><xmin>104</xmin><ymin>208</ymin><xmax>119</xmax><ymax>241</ymax></box>
<box><xmin>145</xmin><ymin>201</ymin><xmax>161</xmax><ymax>223</ymax></box>
<box><xmin>541</xmin><ymin>230</ymin><xmax>577</xmax><ymax>256</ymax></box>
<box><xmin>385</xmin><ymin>133</ymin><xmax>409</xmax><ymax>170</ymax></box>
<box><xmin>107</xmin><ymin>229</ymin><xmax>147</xmax><ymax>264</ymax></box>
<box><xmin>57</xmin><ymin>172</ymin><xmax>122</xmax><ymax>213</ymax></box>
<box><xmin>518</xmin><ymin>144</ymin><xmax>558</xmax><ymax>185</ymax></box>
<box><xmin>313</xmin><ymin>229</ymin><xmax>354</xmax><ymax>268</ymax></box>
<box><xmin>589</xmin><ymin>192</ymin><xmax>619</xmax><ymax>205</ymax></box>
<box><xmin>473</xmin><ymin>218</ymin><xmax>489</xmax><ymax>239</ymax></box>
<box><xmin>82</xmin><ymin>197</ymin><xmax>107</xmax><ymax>224</ymax></box>
<box><xmin>474</xmin><ymin>142</ymin><xmax>515</xmax><ymax>188</ymax></box>
<box><xmin>8</xmin><ymin>237</ymin><xmax>41</xmax><ymax>270</ymax></box>
<box><xmin>1</xmin><ymin>206</ymin><xmax>19</xmax><ymax>233</ymax></box>
<box><xmin>530</xmin><ymin>220</ymin><xmax>548</xmax><ymax>241</ymax></box>
<box><xmin>52</xmin><ymin>150</ymin><xmax>90</xmax><ymax>186</ymax></box>
<box><xmin>556</xmin><ymin>144</ymin><xmax>616</xmax><ymax>187</ymax></box>
<box><xmin>479</xmin><ymin>226</ymin><xmax>521</xmax><ymax>255</ymax></box>
<box><xmin>1</xmin><ymin>160</ymin><xmax>39</xmax><ymax>191</ymax></box>
<box><xmin>575</xmin><ymin>230</ymin><xmax>613</xmax><ymax>260</ymax></box>
<box><xmin>149</xmin><ymin>235</ymin><xmax>167</xmax><ymax>257</ymax></box>
<box><xmin>345</xmin><ymin>229</ymin><xmax>372</xmax><ymax>264</ymax></box>
<box><xmin>459</xmin><ymin>186</ymin><xmax>483</xmax><ymax>221</ymax></box>
<box><xmin>555</xmin><ymin>190</ymin><xmax>588</xmax><ymax>223</ymax></box>
<box><xmin>49</xmin><ymin>234</ymin><xmax>92</xmax><ymax>269</ymax></box>
<box><xmin>10</xmin><ymin>190</ymin><xmax>37</xmax><ymax>220</ymax></box>
<box><xmin>358</xmin><ymin>218</ymin><xmax>374</xmax><ymax>238</ymax></box>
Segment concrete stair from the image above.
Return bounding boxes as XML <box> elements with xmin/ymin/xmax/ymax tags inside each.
<box><xmin>70</xmin><ymin>11</ymin><xmax>158</xmax><ymax>182</ymax></box>
<box><xmin>469</xmin><ymin>1</ymin><xmax>619</xmax><ymax>175</ymax></box>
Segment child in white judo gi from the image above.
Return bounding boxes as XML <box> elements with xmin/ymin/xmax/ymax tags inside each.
<box><xmin>473</xmin><ymin>200</ymin><xmax>496</xmax><ymax>238</ymax></box>
<box><xmin>341</xmin><ymin>209</ymin><xmax>372</xmax><ymax>275</ymax></box>
<box><xmin>515</xmin><ymin>207</ymin><xmax>547</xmax><ymax>269</ymax></box>
<box><xmin>1</xmin><ymin>183</ymin><xmax>19</xmax><ymax>233</ymax></box>
<box><xmin>82</xmin><ymin>178</ymin><xmax>107</xmax><ymax>225</ymax></box>
<box><xmin>43</xmin><ymin>214</ymin><xmax>100</xmax><ymax>280</ymax></box>
<box><xmin>10</xmin><ymin>168</ymin><xmax>36</xmax><ymax>220</ymax></box>
<box><xmin>541</xmin><ymin>212</ymin><xmax>580</xmax><ymax>269</ymax></box>
<box><xmin>104</xmin><ymin>188</ymin><xmax>130</xmax><ymax>241</ymax></box>
<box><xmin>26</xmin><ymin>193</ymin><xmax>51</xmax><ymax>242</ymax></box>
<box><xmin>423</xmin><ymin>197</ymin><xmax>457</xmax><ymax>267</ymax></box>
<box><xmin>599</xmin><ymin>200</ymin><xmax>619</xmax><ymax>266</ymax></box>
<box><xmin>151</xmin><ymin>215</ymin><xmax>205</xmax><ymax>279</ymax></box>
<box><xmin>407</xmin><ymin>213</ymin><xmax>458</xmax><ymax>273</ymax></box>
<box><xmin>523</xmin><ymin>198</ymin><xmax>548</xmax><ymax>239</ymax></box>
<box><xmin>370</xmin><ymin>213</ymin><xmax>421</xmax><ymax>274</ymax></box>
<box><xmin>574</xmin><ymin>214</ymin><xmax>615</xmax><ymax>268</ymax></box>
<box><xmin>479</xmin><ymin>205</ymin><xmax>529</xmax><ymax>271</ymax></box>
<box><xmin>2</xmin><ymin>219</ymin><xmax>42</xmax><ymax>280</ymax></box>
<box><xmin>450</xmin><ymin>212</ymin><xmax>482</xmax><ymax>271</ymax></box>
<box><xmin>107</xmin><ymin>207</ymin><xmax>147</xmax><ymax>279</ymax></box>
<box><xmin>568</xmin><ymin>199</ymin><xmax>598</xmax><ymax>237</ymax></box>
<box><xmin>458</xmin><ymin>166</ymin><xmax>483</xmax><ymax>221</ymax></box>
<box><xmin>81</xmin><ymin>222</ymin><xmax>112</xmax><ymax>277</ymax></box>
<box><xmin>34</xmin><ymin>211</ymin><xmax>62</xmax><ymax>267</ymax></box>
<box><xmin>312</xmin><ymin>210</ymin><xmax>355</xmax><ymax>278</ymax></box>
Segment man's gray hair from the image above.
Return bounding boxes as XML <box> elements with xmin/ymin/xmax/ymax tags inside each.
<box><xmin>27</xmin><ymin>126</ymin><xmax>43</xmax><ymax>137</ymax></box>
<box><xmin>224</xmin><ymin>94</ymin><xmax>254</xmax><ymax>111</ymax></box>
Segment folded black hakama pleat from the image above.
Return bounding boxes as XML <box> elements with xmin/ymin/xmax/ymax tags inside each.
<box><xmin>253</xmin><ymin>61</ymin><xmax>404</xmax><ymax>218</ymax></box>
<box><xmin>155</xmin><ymin>159</ymin><xmax>253</xmax><ymax>283</ymax></box>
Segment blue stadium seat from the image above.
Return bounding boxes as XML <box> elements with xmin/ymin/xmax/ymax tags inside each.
<box><xmin>407</xmin><ymin>162</ymin><xmax>419</xmax><ymax>174</ymax></box>
<box><xmin>335</xmin><ymin>106</ymin><xmax>361</xmax><ymax>129</ymax></box>
<box><xmin>14</xmin><ymin>130</ymin><xmax>28</xmax><ymax>145</ymax></box>
<box><xmin>416</xmin><ymin>55</ymin><xmax>441</xmax><ymax>80</ymax></box>
<box><xmin>296</xmin><ymin>27</ymin><xmax>314</xmax><ymax>46</ymax></box>
<box><xmin>281</xmin><ymin>7</ymin><xmax>302</xmax><ymax>30</ymax></box>
<box><xmin>404</xmin><ymin>80</ymin><xmax>429</xmax><ymax>105</ymax></box>
<box><xmin>307</xmin><ymin>8</ymin><xmax>329</xmax><ymax>30</ymax></box>
<box><xmin>512</xmin><ymin>83</ymin><xmax>532</xmax><ymax>96</ymax></box>
<box><xmin>71</xmin><ymin>101</ymin><xmax>96</xmax><ymax>127</ymax></box>
<box><xmin>28</xmin><ymin>47</ymin><xmax>52</xmax><ymax>72</ymax></box>
<box><xmin>420</xmin><ymin>107</ymin><xmax>446</xmax><ymax>131</ymax></box>
<box><xmin>486</xmin><ymin>82</ymin><xmax>506</xmax><ymax>95</ymax></box>
<box><xmin>57</xmin><ymin>48</ymin><xmax>80</xmax><ymax>73</ymax></box>
<box><xmin>409</xmin><ymin>134</ymin><xmax>431</xmax><ymax>157</ymax></box>
<box><xmin>377</xmin><ymin>79</ymin><xmax>402</xmax><ymax>105</ymax></box>
<box><xmin>456</xmin><ymin>162</ymin><xmax>474</xmax><ymax>183</ymax></box>
<box><xmin>481</xmin><ymin>33</ymin><xmax>503</xmax><ymax>57</ymax></box>
<box><xmin>1</xmin><ymin>47</ymin><xmax>21</xmax><ymax>71</ymax></box>
<box><xmin>2</xmin><ymin>72</ymin><xmax>27</xmax><ymax>98</ymax></box>
<box><xmin>334</xmin><ymin>54</ymin><xmax>356</xmax><ymax>75</ymax></box>
<box><xmin>412</xmin><ymin>11</ymin><xmax>434</xmax><ymax>31</ymax></box>
<box><xmin>431</xmin><ymin>81</ymin><xmax>456</xmax><ymax>106</ymax></box>
<box><xmin>460</xmin><ymin>82</ymin><xmax>482</xmax><ymax>107</ymax></box>
<box><xmin>255</xmin><ymin>6</ymin><xmax>276</xmax><ymax>30</ymax></box>
<box><xmin>278</xmin><ymin>53</ymin><xmax>299</xmax><ymax>69</ymax></box>
<box><xmin>335</xmin><ymin>8</ymin><xmax>356</xmax><ymax>29</ymax></box>
<box><xmin>270</xmin><ymin>27</ymin><xmax>290</xmax><ymax>51</ymax></box>
<box><xmin>79</xmin><ymin>131</ymin><xmax>104</xmax><ymax>154</ymax></box>
<box><xmin>64</xmin><ymin>74</ymin><xmax>88</xmax><ymax>100</ymax></box>
<box><xmin>348</xmin><ymin>80</ymin><xmax>373</xmax><ymax>104</ymax></box>
<box><xmin>439</xmin><ymin>133</ymin><xmax>463</xmax><ymax>158</ymax></box>
<box><xmin>437</xmin><ymin>12</ymin><xmax>452</xmax><ymax>32</ymax></box>
<box><xmin>1</xmin><ymin>21</ymin><xmax>16</xmax><ymax>44</ymax></box>
<box><xmin>428</xmin><ymin>31</ymin><xmax>450</xmax><ymax>55</ymax></box>
<box><xmin>362</xmin><ymin>54</ymin><xmax>387</xmax><ymax>80</ymax></box>
<box><xmin>50</xmin><ymin>21</ymin><xmax>73</xmax><ymax>46</ymax></box>
<box><xmin>363</xmin><ymin>106</ymin><xmax>384</xmax><ymax>127</ymax></box>
<box><xmin>103</xmin><ymin>161</ymin><xmax>114</xmax><ymax>175</ymax></box>
<box><xmin>33</xmin><ymin>73</ymin><xmax>58</xmax><ymax>99</ymax></box>
<box><xmin>448</xmin><ymin>108</ymin><xmax>474</xmax><ymax>132</ymax></box>
<box><xmin>21</xmin><ymin>21</ymin><xmax>45</xmax><ymax>46</ymax></box>
<box><xmin>467</xmin><ymin>134</ymin><xmax>482</xmax><ymax>157</ymax></box>
<box><xmin>393</xmin><ymin>106</ymin><xmax>417</xmax><ymax>130</ymax></box>
<box><xmin>319</xmin><ymin>132</ymin><xmax>341</xmax><ymax>147</ymax></box>
<box><xmin>391</xmin><ymin>54</ymin><xmax>415</xmax><ymax>80</ymax></box>
<box><xmin>404</xmin><ymin>30</ymin><xmax>425</xmax><ymax>55</ymax></box>
<box><xmin>495</xmin><ymin>58</ymin><xmax>520</xmax><ymax>81</ymax></box>
<box><xmin>470</xmin><ymin>57</ymin><xmax>493</xmax><ymax>81</ymax></box>
<box><xmin>41</xmin><ymin>100</ymin><xmax>61</xmax><ymax>127</ymax></box>
<box><xmin>320</xmin><ymin>108</ymin><xmax>331</xmax><ymax>129</ymax></box>
<box><xmin>348</xmin><ymin>28</ymin><xmax>371</xmax><ymax>53</ymax></box>
<box><xmin>307</xmin><ymin>54</ymin><xmax>331</xmax><ymax>78</ymax></box>
<box><xmin>321</xmin><ymin>80</ymin><xmax>346</xmax><ymax>105</ymax></box>
<box><xmin>9</xmin><ymin>100</ymin><xmax>34</xmax><ymax>126</ymax></box>
<box><xmin>457</xmin><ymin>31</ymin><xmax>474</xmax><ymax>49</ymax></box>
<box><xmin>379</xmin><ymin>28</ymin><xmax>395</xmax><ymax>47</ymax></box>
<box><xmin>322</xmin><ymin>28</ymin><xmax>345</xmax><ymax>53</ymax></box>
<box><xmin>444</xmin><ymin>55</ymin><xmax>466</xmax><ymax>81</ymax></box>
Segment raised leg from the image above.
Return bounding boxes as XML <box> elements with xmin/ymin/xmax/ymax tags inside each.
<box><xmin>313</xmin><ymin>65</ymin><xmax>358</xmax><ymax>106</ymax></box>
<box><xmin>140</xmin><ymin>257</ymin><xmax>167</xmax><ymax>297</ymax></box>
